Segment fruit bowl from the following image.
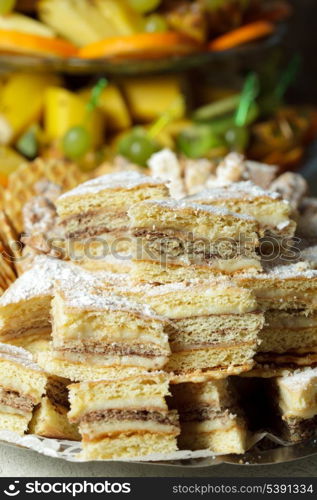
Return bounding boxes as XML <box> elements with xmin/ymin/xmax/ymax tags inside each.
<box><xmin>0</xmin><ymin>22</ymin><xmax>286</xmax><ymax>75</ymax></box>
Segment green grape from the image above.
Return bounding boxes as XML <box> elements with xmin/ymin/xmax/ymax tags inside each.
<box><xmin>128</xmin><ymin>0</ymin><xmax>161</xmax><ymax>14</ymax></box>
<box><xmin>225</xmin><ymin>126</ymin><xmax>249</xmax><ymax>153</ymax></box>
<box><xmin>118</xmin><ymin>128</ymin><xmax>158</xmax><ymax>167</ymax></box>
<box><xmin>62</xmin><ymin>126</ymin><xmax>91</xmax><ymax>160</ymax></box>
<box><xmin>144</xmin><ymin>14</ymin><xmax>167</xmax><ymax>33</ymax></box>
<box><xmin>177</xmin><ymin>125</ymin><xmax>222</xmax><ymax>159</ymax></box>
<box><xmin>16</xmin><ymin>125</ymin><xmax>39</xmax><ymax>159</ymax></box>
<box><xmin>0</xmin><ymin>0</ymin><xmax>16</xmax><ymax>14</ymax></box>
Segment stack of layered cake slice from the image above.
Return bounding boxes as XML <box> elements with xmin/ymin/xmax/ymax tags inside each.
<box><xmin>39</xmin><ymin>273</ymin><xmax>172</xmax><ymax>382</ymax></box>
<box><xmin>237</xmin><ymin>262</ymin><xmax>317</xmax><ymax>373</ymax></box>
<box><xmin>125</xmin><ymin>190</ymin><xmax>272</xmax><ymax>454</ymax></box>
<box><xmin>268</xmin><ymin>367</ymin><xmax>317</xmax><ymax>442</ymax></box>
<box><xmin>185</xmin><ymin>181</ymin><xmax>296</xmax><ymax>242</ymax></box>
<box><xmin>56</xmin><ymin>171</ymin><xmax>169</xmax><ymax>270</ymax></box>
<box><xmin>0</xmin><ymin>344</ymin><xmax>46</xmax><ymax>435</ymax></box>
<box><xmin>128</xmin><ymin>198</ymin><xmax>262</xmax><ymax>282</ymax></box>
<box><xmin>117</xmin><ymin>280</ymin><xmax>264</xmax><ymax>382</ymax></box>
<box><xmin>170</xmin><ymin>379</ymin><xmax>248</xmax><ymax>454</ymax></box>
<box><xmin>68</xmin><ymin>373</ymin><xmax>179</xmax><ymax>459</ymax></box>
<box><xmin>1</xmin><ymin>167</ymin><xmax>312</xmax><ymax>459</ymax></box>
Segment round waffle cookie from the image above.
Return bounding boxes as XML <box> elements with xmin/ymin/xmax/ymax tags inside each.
<box><xmin>0</xmin><ymin>240</ymin><xmax>16</xmax><ymax>293</ymax></box>
<box><xmin>4</xmin><ymin>159</ymin><xmax>88</xmax><ymax>233</ymax></box>
<box><xmin>0</xmin><ymin>211</ymin><xmax>21</xmax><ymax>265</ymax></box>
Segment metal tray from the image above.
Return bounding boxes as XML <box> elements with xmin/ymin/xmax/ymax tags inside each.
<box><xmin>0</xmin><ymin>431</ymin><xmax>316</xmax><ymax>467</ymax></box>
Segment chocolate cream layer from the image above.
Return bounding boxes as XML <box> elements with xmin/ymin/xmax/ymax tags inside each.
<box><xmin>0</xmin><ymin>322</ymin><xmax>51</xmax><ymax>341</ymax></box>
<box><xmin>133</xmin><ymin>228</ymin><xmax>259</xmax><ymax>264</ymax></box>
<box><xmin>60</xmin><ymin>209</ymin><xmax>129</xmax><ymax>239</ymax></box>
<box><xmin>80</xmin><ymin>409</ymin><xmax>178</xmax><ymax>427</ymax></box>
<box><xmin>179</xmin><ymin>406</ymin><xmax>235</xmax><ymax>424</ymax></box>
<box><xmin>55</xmin><ymin>342</ymin><xmax>168</xmax><ymax>358</ymax></box>
<box><xmin>0</xmin><ymin>386</ymin><xmax>34</xmax><ymax>416</ymax></box>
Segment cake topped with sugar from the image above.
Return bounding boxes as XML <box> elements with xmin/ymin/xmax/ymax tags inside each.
<box><xmin>58</xmin><ymin>171</ymin><xmax>166</xmax><ymax>201</ymax></box>
<box><xmin>185</xmin><ymin>181</ymin><xmax>282</xmax><ymax>202</ymax></box>
<box><xmin>242</xmin><ymin>261</ymin><xmax>317</xmax><ymax>280</ymax></box>
<box><xmin>0</xmin><ymin>256</ymin><xmax>124</xmax><ymax>306</ymax></box>
<box><xmin>0</xmin><ymin>256</ymin><xmax>74</xmax><ymax>305</ymax></box>
<box><xmin>0</xmin><ymin>342</ymin><xmax>43</xmax><ymax>371</ymax></box>
<box><xmin>141</xmin><ymin>198</ymin><xmax>256</xmax><ymax>222</ymax></box>
<box><xmin>55</xmin><ymin>278</ymin><xmax>167</xmax><ymax>320</ymax></box>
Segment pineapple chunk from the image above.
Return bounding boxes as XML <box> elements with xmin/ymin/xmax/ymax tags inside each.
<box><xmin>38</xmin><ymin>0</ymin><xmax>110</xmax><ymax>47</ymax></box>
<box><xmin>94</xmin><ymin>0</ymin><xmax>143</xmax><ymax>35</ymax></box>
<box><xmin>43</xmin><ymin>87</ymin><xmax>105</xmax><ymax>148</ymax></box>
<box><xmin>121</xmin><ymin>75</ymin><xmax>186</xmax><ymax>122</ymax></box>
<box><xmin>80</xmin><ymin>84</ymin><xmax>131</xmax><ymax>131</ymax></box>
<box><xmin>38</xmin><ymin>0</ymin><xmax>142</xmax><ymax>47</ymax></box>
<box><xmin>0</xmin><ymin>72</ymin><xmax>61</xmax><ymax>144</ymax></box>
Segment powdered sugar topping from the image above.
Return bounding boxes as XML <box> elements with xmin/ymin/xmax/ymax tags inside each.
<box><xmin>58</xmin><ymin>171</ymin><xmax>166</xmax><ymax>201</ymax></box>
<box><xmin>56</xmin><ymin>278</ymin><xmax>166</xmax><ymax>321</ymax></box>
<box><xmin>141</xmin><ymin>199</ymin><xmax>256</xmax><ymax>222</ymax></box>
<box><xmin>0</xmin><ymin>342</ymin><xmax>43</xmax><ymax>371</ymax></box>
<box><xmin>185</xmin><ymin>181</ymin><xmax>282</xmax><ymax>202</ymax></box>
<box><xmin>243</xmin><ymin>261</ymin><xmax>317</xmax><ymax>280</ymax></box>
<box><xmin>0</xmin><ymin>256</ymin><xmax>127</xmax><ymax>306</ymax></box>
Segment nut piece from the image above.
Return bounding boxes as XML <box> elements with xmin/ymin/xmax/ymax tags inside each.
<box><xmin>245</xmin><ymin>160</ymin><xmax>278</xmax><ymax>189</ymax></box>
<box><xmin>216</xmin><ymin>152</ymin><xmax>246</xmax><ymax>185</ymax></box>
<box><xmin>182</xmin><ymin>157</ymin><xmax>215</xmax><ymax>195</ymax></box>
<box><xmin>148</xmin><ymin>149</ymin><xmax>185</xmax><ymax>199</ymax></box>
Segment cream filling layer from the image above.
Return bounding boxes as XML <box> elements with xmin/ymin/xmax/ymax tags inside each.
<box><xmin>136</xmin><ymin>257</ymin><xmax>262</xmax><ymax>275</ymax></box>
<box><xmin>54</xmin><ymin>349</ymin><xmax>169</xmax><ymax>371</ymax></box>
<box><xmin>80</xmin><ymin>420</ymin><xmax>179</xmax><ymax>440</ymax></box>
<box><xmin>180</xmin><ymin>419</ymin><xmax>239</xmax><ymax>433</ymax></box>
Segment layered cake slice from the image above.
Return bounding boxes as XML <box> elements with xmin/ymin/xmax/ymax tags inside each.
<box><xmin>236</xmin><ymin>262</ymin><xmax>317</xmax><ymax>311</ymax></box>
<box><xmin>256</xmin><ymin>310</ymin><xmax>317</xmax><ymax>368</ymax></box>
<box><xmin>29</xmin><ymin>376</ymin><xmax>80</xmax><ymax>441</ymax></box>
<box><xmin>129</xmin><ymin>199</ymin><xmax>261</xmax><ymax>283</ymax></box>
<box><xmin>171</xmin><ymin>379</ymin><xmax>247</xmax><ymax>454</ymax></box>
<box><xmin>39</xmin><ymin>277</ymin><xmax>171</xmax><ymax>381</ymax></box>
<box><xmin>0</xmin><ymin>256</ymin><xmax>74</xmax><ymax>352</ymax></box>
<box><xmin>121</xmin><ymin>280</ymin><xmax>264</xmax><ymax>381</ymax></box>
<box><xmin>269</xmin><ymin>367</ymin><xmax>317</xmax><ymax>442</ymax></box>
<box><xmin>0</xmin><ymin>344</ymin><xmax>46</xmax><ymax>435</ymax></box>
<box><xmin>0</xmin><ymin>256</ymin><xmax>123</xmax><ymax>354</ymax></box>
<box><xmin>56</xmin><ymin>171</ymin><xmax>169</xmax><ymax>261</ymax></box>
<box><xmin>237</xmin><ymin>262</ymin><xmax>317</xmax><ymax>371</ymax></box>
<box><xmin>185</xmin><ymin>181</ymin><xmax>296</xmax><ymax>239</ymax></box>
<box><xmin>68</xmin><ymin>373</ymin><xmax>180</xmax><ymax>459</ymax></box>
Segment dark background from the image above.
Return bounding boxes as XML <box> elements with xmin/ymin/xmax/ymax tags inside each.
<box><xmin>286</xmin><ymin>0</ymin><xmax>317</xmax><ymax>104</ymax></box>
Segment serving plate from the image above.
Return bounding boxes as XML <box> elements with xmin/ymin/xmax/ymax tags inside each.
<box><xmin>0</xmin><ymin>24</ymin><xmax>286</xmax><ymax>76</ymax></box>
<box><xmin>0</xmin><ymin>430</ymin><xmax>316</xmax><ymax>466</ymax></box>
